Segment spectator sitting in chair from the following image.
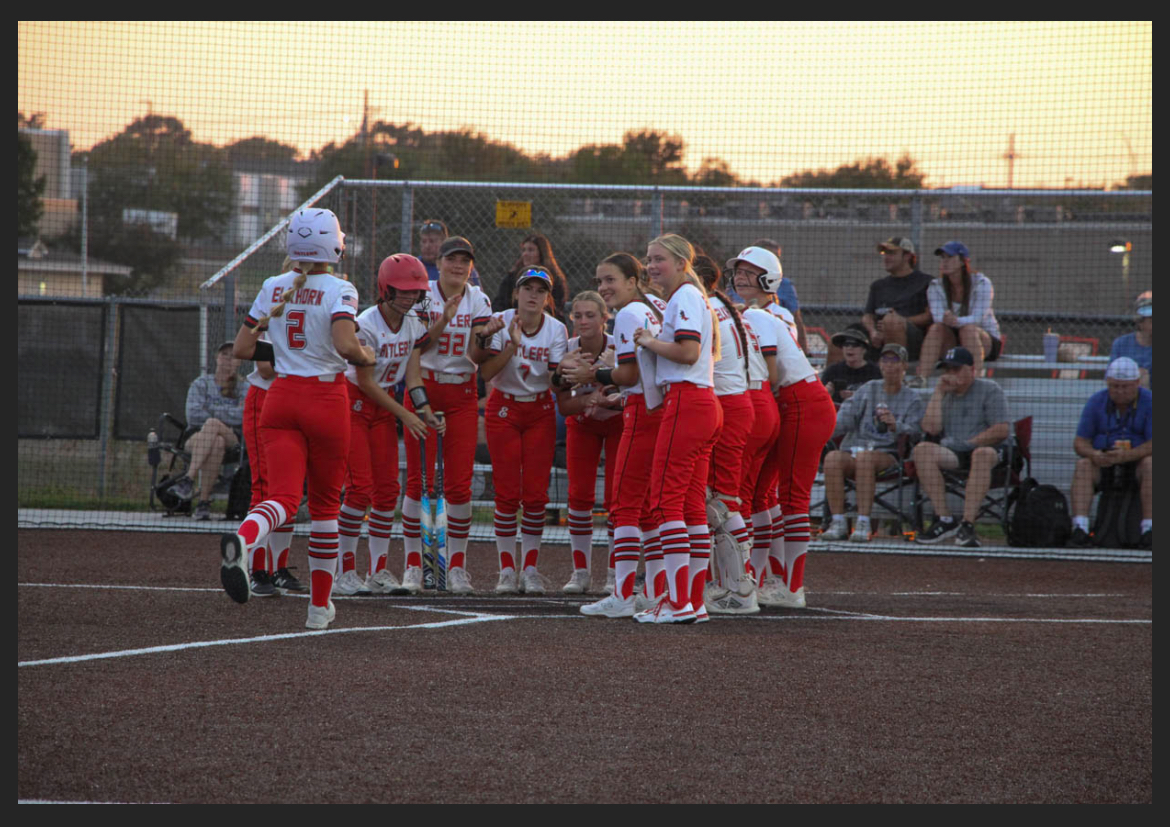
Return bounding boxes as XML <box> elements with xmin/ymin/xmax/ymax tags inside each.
<box><xmin>171</xmin><ymin>342</ymin><xmax>246</xmax><ymax>520</ymax></box>
<box><xmin>821</xmin><ymin>343</ymin><xmax>924</xmax><ymax>543</ymax></box>
<box><xmin>913</xmin><ymin>346</ymin><xmax>1011</xmax><ymax>548</ymax></box>
<box><xmin>1068</xmin><ymin>356</ymin><xmax>1153</xmax><ymax>548</ymax></box>
<box><xmin>1109</xmin><ymin>291</ymin><xmax>1152</xmax><ymax>389</ymax></box>
<box><xmin>821</xmin><ymin>328</ymin><xmax>882</xmax><ymax>407</ymax></box>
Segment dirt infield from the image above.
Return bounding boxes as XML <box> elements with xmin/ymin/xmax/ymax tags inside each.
<box><xmin>18</xmin><ymin>529</ymin><xmax>1151</xmax><ymax>803</ymax></box>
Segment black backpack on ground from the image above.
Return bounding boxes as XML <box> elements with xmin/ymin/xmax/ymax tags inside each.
<box><xmin>1006</xmin><ymin>477</ymin><xmax>1072</xmax><ymax>548</ymax></box>
<box><xmin>1091</xmin><ymin>464</ymin><xmax>1144</xmax><ymax>549</ymax></box>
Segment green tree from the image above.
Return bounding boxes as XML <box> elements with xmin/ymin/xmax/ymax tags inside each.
<box><xmin>780</xmin><ymin>153</ymin><xmax>926</xmax><ymax>189</ymax></box>
<box><xmin>225</xmin><ymin>136</ymin><xmax>299</xmax><ymax>165</ymax></box>
<box><xmin>82</xmin><ymin>114</ymin><xmax>232</xmax><ymax>241</ymax></box>
<box><xmin>18</xmin><ymin>132</ymin><xmax>45</xmax><ymax>238</ymax></box>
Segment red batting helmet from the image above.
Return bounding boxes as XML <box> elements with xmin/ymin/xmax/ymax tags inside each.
<box><xmin>377</xmin><ymin>254</ymin><xmax>428</xmax><ymax>302</ymax></box>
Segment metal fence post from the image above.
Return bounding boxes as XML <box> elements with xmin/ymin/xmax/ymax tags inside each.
<box><xmin>400</xmin><ymin>184</ymin><xmax>414</xmax><ymax>255</ymax></box>
<box><xmin>649</xmin><ymin>187</ymin><xmax>663</xmax><ymax>241</ymax></box>
<box><xmin>910</xmin><ymin>195</ymin><xmax>923</xmax><ymax>256</ymax></box>
<box><xmin>97</xmin><ymin>295</ymin><xmax>119</xmax><ymax>500</ymax></box>
<box><xmin>222</xmin><ymin>275</ymin><xmax>236</xmax><ymax>345</ymax></box>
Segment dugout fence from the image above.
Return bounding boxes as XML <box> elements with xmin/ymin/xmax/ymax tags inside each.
<box><xmin>19</xmin><ymin>180</ymin><xmax>1151</xmax><ymax>536</ymax></box>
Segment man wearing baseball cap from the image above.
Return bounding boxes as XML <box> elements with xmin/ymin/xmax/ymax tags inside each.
<box><xmin>912</xmin><ymin>346</ymin><xmax>1010</xmax><ymax>547</ymax></box>
<box><xmin>829</xmin><ymin>236</ymin><xmax>933</xmax><ymax>367</ymax></box>
<box><xmin>1068</xmin><ymin>356</ymin><xmax>1153</xmax><ymax>548</ymax></box>
<box><xmin>418</xmin><ymin>218</ymin><xmax>481</xmax><ymax>286</ymax></box>
<box><xmin>1108</xmin><ymin>291</ymin><xmax>1152</xmax><ymax>389</ymax></box>
<box><xmin>820</xmin><ymin>327</ymin><xmax>880</xmax><ymax>406</ymax></box>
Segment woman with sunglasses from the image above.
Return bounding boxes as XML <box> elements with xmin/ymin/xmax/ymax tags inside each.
<box><xmin>335</xmin><ymin>254</ymin><xmax>444</xmax><ymax>597</ymax></box>
<box><xmin>403</xmin><ymin>236</ymin><xmax>493</xmax><ymax>594</ymax></box>
<box><xmin>729</xmin><ymin>245</ymin><xmax>836</xmax><ymax>609</ymax></box>
<box><xmin>564</xmin><ymin>253</ymin><xmax>668</xmax><ymax>618</ymax></box>
<box><xmin>631</xmin><ymin>234</ymin><xmax>723</xmax><ymax>624</ymax></box>
<box><xmin>552</xmin><ymin>290</ymin><xmax>623</xmax><ymax>595</ymax></box>
<box><xmin>470</xmin><ymin>267</ymin><xmax>568</xmax><ymax>595</ymax></box>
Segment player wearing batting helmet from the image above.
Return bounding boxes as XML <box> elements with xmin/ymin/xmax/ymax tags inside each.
<box><xmin>219</xmin><ymin>208</ymin><xmax>377</xmax><ymax>630</ymax></box>
<box><xmin>335</xmin><ymin>254</ymin><xmax>445</xmax><ymax>597</ymax></box>
<box><xmin>730</xmin><ymin>246</ymin><xmax>836</xmax><ymax>609</ymax></box>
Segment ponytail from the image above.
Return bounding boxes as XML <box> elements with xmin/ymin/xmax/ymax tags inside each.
<box><xmin>711</xmin><ymin>288</ymin><xmax>751</xmax><ymax>382</ymax></box>
<box><xmin>255</xmin><ymin>267</ymin><xmax>310</xmax><ymax>329</ymax></box>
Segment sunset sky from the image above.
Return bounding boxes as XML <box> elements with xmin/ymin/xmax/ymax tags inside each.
<box><xmin>18</xmin><ymin>21</ymin><xmax>1152</xmax><ymax>189</ymax></box>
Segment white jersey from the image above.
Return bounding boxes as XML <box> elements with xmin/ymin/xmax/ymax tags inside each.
<box><xmin>656</xmin><ymin>282</ymin><xmax>716</xmax><ymax>388</ymax></box>
<box><xmin>767</xmin><ymin>301</ymin><xmax>800</xmax><ymax>345</ymax></box>
<box><xmin>710</xmin><ymin>295</ymin><xmax>750</xmax><ymax>396</ymax></box>
<box><xmin>567</xmin><ymin>332</ymin><xmax>621</xmax><ymax>421</ymax></box>
<box><xmin>613</xmin><ymin>295</ymin><xmax>667</xmax><ymax>398</ymax></box>
<box><xmin>419</xmin><ymin>280</ymin><xmax>493</xmax><ymax>376</ymax></box>
<box><xmin>246</xmin><ymin>329</ymin><xmax>275</xmax><ymax>391</ymax></box>
<box><xmin>245</xmin><ymin>270</ymin><xmax>359</xmax><ymax>377</ymax></box>
<box><xmin>345</xmin><ymin>305</ymin><xmax>430</xmax><ymax>390</ymax></box>
<box><xmin>764</xmin><ymin>304</ymin><xmax>816</xmax><ymax>387</ymax></box>
<box><xmin>741</xmin><ymin>308</ymin><xmax>774</xmax><ymax>384</ymax></box>
<box><xmin>487</xmin><ymin>309</ymin><xmax>568</xmax><ymax>397</ymax></box>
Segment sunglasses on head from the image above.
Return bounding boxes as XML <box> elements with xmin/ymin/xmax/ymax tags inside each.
<box><xmin>420</xmin><ymin>222</ymin><xmax>445</xmax><ymax>233</ymax></box>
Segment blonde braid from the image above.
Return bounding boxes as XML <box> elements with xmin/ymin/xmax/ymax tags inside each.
<box><xmin>255</xmin><ymin>268</ymin><xmax>310</xmax><ymax>329</ymax></box>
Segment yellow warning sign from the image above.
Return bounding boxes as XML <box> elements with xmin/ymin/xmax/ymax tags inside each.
<box><xmin>495</xmin><ymin>200</ymin><xmax>532</xmax><ymax>229</ymax></box>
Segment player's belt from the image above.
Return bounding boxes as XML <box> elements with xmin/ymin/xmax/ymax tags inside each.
<box><xmin>660</xmin><ymin>381</ymin><xmax>707</xmax><ymax>395</ymax></box>
<box><xmin>748</xmin><ymin>380</ymin><xmax>764</xmax><ymax>390</ymax></box>
<box><xmin>777</xmin><ymin>374</ymin><xmax>819</xmax><ymax>390</ymax></box>
<box><xmin>422</xmin><ymin>369</ymin><xmax>473</xmax><ymax>384</ymax></box>
<box><xmin>276</xmin><ymin>372</ymin><xmax>339</xmax><ymax>382</ymax></box>
<box><xmin>501</xmin><ymin>390</ymin><xmax>549</xmax><ymax>403</ymax></box>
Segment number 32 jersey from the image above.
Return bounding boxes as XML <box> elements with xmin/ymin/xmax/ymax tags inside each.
<box><xmin>419</xmin><ymin>281</ymin><xmax>493</xmax><ymax>376</ymax></box>
<box><xmin>244</xmin><ymin>270</ymin><xmax>359</xmax><ymax>376</ymax></box>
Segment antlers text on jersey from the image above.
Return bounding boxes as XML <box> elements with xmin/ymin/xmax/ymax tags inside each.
<box><xmin>271</xmin><ymin>285</ymin><xmax>334</xmax><ymax>306</ymax></box>
<box><xmin>517</xmin><ymin>343</ymin><xmax>551</xmax><ymax>363</ymax></box>
<box><xmin>429</xmin><ymin>310</ymin><xmax>476</xmax><ymax>327</ymax></box>
<box><xmin>380</xmin><ymin>340</ymin><xmax>411</xmax><ymax>358</ymax></box>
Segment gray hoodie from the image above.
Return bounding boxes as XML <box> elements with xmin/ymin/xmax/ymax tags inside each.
<box><xmin>833</xmin><ymin>379</ymin><xmax>924</xmax><ymax>453</ymax></box>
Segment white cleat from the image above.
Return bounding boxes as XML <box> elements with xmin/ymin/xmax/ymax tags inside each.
<box><xmin>365</xmin><ymin>569</ymin><xmax>402</xmax><ymax>594</ymax></box>
<box><xmin>333</xmin><ymin>569</ymin><xmax>370</xmax><ymax>596</ymax></box>
<box><xmin>448</xmin><ymin>567</ymin><xmax>474</xmax><ymax>595</ymax></box>
<box><xmin>693</xmin><ymin>602</ymin><xmax>709</xmax><ymax>624</ymax></box>
<box><xmin>494</xmin><ymin>569</ymin><xmax>519</xmax><ymax>595</ymax></box>
<box><xmin>580</xmin><ymin>593</ymin><xmax>636</xmax><ymax>618</ymax></box>
<box><xmin>634</xmin><ymin>591</ymin><xmax>659</xmax><ymax>613</ymax></box>
<box><xmin>562</xmin><ymin>568</ymin><xmax>591</xmax><ymax>594</ymax></box>
<box><xmin>704</xmin><ymin>582</ymin><xmax>761</xmax><ymax>615</ymax></box>
<box><xmin>758</xmin><ymin>578</ymin><xmax>806</xmax><ymax>608</ymax></box>
<box><xmin>219</xmin><ymin>534</ymin><xmax>250</xmax><ymax>604</ymax></box>
<box><xmin>634</xmin><ymin>596</ymin><xmax>697</xmax><ymax>624</ymax></box>
<box><xmin>521</xmin><ymin>569</ymin><xmax>546</xmax><ymax>596</ymax></box>
<box><xmin>305</xmin><ymin>600</ymin><xmax>336</xmax><ymax>630</ymax></box>
<box><xmin>394</xmin><ymin>565</ymin><xmax>424</xmax><ymax>595</ymax></box>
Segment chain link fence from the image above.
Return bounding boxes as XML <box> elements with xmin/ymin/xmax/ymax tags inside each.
<box><xmin>19</xmin><ymin>181</ymin><xmax>1152</xmax><ymax>533</ymax></box>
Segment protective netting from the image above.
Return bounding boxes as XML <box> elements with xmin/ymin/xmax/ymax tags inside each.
<box><xmin>18</xmin><ymin>22</ymin><xmax>1151</xmax><ymax>545</ymax></box>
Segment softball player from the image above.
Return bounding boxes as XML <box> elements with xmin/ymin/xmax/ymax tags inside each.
<box><xmin>335</xmin><ymin>254</ymin><xmax>443</xmax><ymax>596</ymax></box>
<box><xmin>730</xmin><ymin>246</ymin><xmax>836</xmax><ymax>608</ymax></box>
<box><xmin>402</xmin><ymin>236</ymin><xmax>492</xmax><ymax>595</ymax></box>
<box><xmin>470</xmin><ymin>267</ymin><xmax>567</xmax><ymax>595</ymax></box>
<box><xmin>219</xmin><ymin>208</ymin><xmax>376</xmax><ymax>630</ymax></box>
<box><xmin>567</xmin><ymin>254</ymin><xmax>668</xmax><ymax>619</ymax></box>
<box><xmin>633</xmin><ymin>234</ymin><xmax>724</xmax><ymax>625</ymax></box>
<box><xmin>552</xmin><ymin>290</ymin><xmax>623</xmax><ymax>594</ymax></box>
<box><xmin>694</xmin><ymin>256</ymin><xmax>766</xmax><ymax>615</ymax></box>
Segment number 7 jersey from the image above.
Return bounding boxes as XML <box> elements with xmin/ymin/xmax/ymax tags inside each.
<box><xmin>419</xmin><ymin>281</ymin><xmax>493</xmax><ymax>376</ymax></box>
<box><xmin>244</xmin><ymin>270</ymin><xmax>359</xmax><ymax>376</ymax></box>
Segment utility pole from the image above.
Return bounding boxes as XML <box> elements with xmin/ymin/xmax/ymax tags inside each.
<box><xmin>1002</xmin><ymin>134</ymin><xmax>1019</xmax><ymax>189</ymax></box>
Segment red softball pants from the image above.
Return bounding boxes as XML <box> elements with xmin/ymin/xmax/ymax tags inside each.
<box><xmin>344</xmin><ymin>383</ymin><xmax>401</xmax><ymax>513</ymax></box>
<box><xmin>648</xmin><ymin>383</ymin><xmax>723</xmax><ymax>527</ymax></box>
<box><xmin>404</xmin><ymin>376</ymin><xmax>479</xmax><ymax>505</ymax></box>
<box><xmin>484</xmin><ymin>389</ymin><xmax>557</xmax><ymax>515</ymax></box>
<box><xmin>609</xmin><ymin>394</ymin><xmax>663</xmax><ymax>530</ymax></box>
<box><xmin>565</xmin><ymin>412</ymin><xmax>623</xmax><ymax>513</ymax></box>
<box><xmin>774</xmin><ymin>377</ymin><xmax>837</xmax><ymax>514</ymax></box>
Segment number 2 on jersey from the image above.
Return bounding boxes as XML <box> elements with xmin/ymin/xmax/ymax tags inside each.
<box><xmin>286</xmin><ymin>310</ymin><xmax>307</xmax><ymax>350</ymax></box>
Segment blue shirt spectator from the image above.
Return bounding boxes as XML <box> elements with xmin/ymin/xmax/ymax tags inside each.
<box><xmin>1076</xmin><ymin>386</ymin><xmax>1153</xmax><ymax>451</ymax></box>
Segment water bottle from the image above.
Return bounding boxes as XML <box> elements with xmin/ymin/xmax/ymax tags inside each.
<box><xmin>146</xmin><ymin>428</ymin><xmax>160</xmax><ymax>467</ymax></box>
<box><xmin>875</xmin><ymin>402</ymin><xmax>889</xmax><ymax>433</ymax></box>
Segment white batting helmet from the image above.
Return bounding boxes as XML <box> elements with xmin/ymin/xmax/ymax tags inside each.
<box><xmin>727</xmin><ymin>246</ymin><xmax>783</xmax><ymax>293</ymax></box>
<box><xmin>287</xmin><ymin>208</ymin><xmax>346</xmax><ymax>264</ymax></box>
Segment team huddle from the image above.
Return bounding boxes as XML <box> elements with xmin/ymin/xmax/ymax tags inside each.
<box><xmin>218</xmin><ymin>209</ymin><xmax>835</xmax><ymax>629</ymax></box>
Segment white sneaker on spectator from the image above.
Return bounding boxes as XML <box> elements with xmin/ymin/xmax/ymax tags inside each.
<box><xmin>448</xmin><ymin>567</ymin><xmax>474</xmax><ymax>594</ymax></box>
<box><xmin>563</xmin><ymin>568</ymin><xmax>591</xmax><ymax>594</ymax></box>
<box><xmin>305</xmin><ymin>600</ymin><xmax>336</xmax><ymax>630</ymax></box>
<box><xmin>850</xmin><ymin>520</ymin><xmax>872</xmax><ymax>543</ymax></box>
<box><xmin>820</xmin><ymin>518</ymin><xmax>849</xmax><ymax>541</ymax></box>
<box><xmin>521</xmin><ymin>569</ymin><xmax>546</xmax><ymax>596</ymax></box>
<box><xmin>365</xmin><ymin>569</ymin><xmax>402</xmax><ymax>594</ymax></box>
<box><xmin>333</xmin><ymin>570</ymin><xmax>369</xmax><ymax>596</ymax></box>
<box><xmin>603</xmin><ymin>568</ymin><xmax>616</xmax><ymax>595</ymax></box>
<box><xmin>495</xmin><ymin>569</ymin><xmax>518</xmax><ymax>594</ymax></box>
<box><xmin>580</xmin><ymin>593</ymin><xmax>635</xmax><ymax>618</ymax></box>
